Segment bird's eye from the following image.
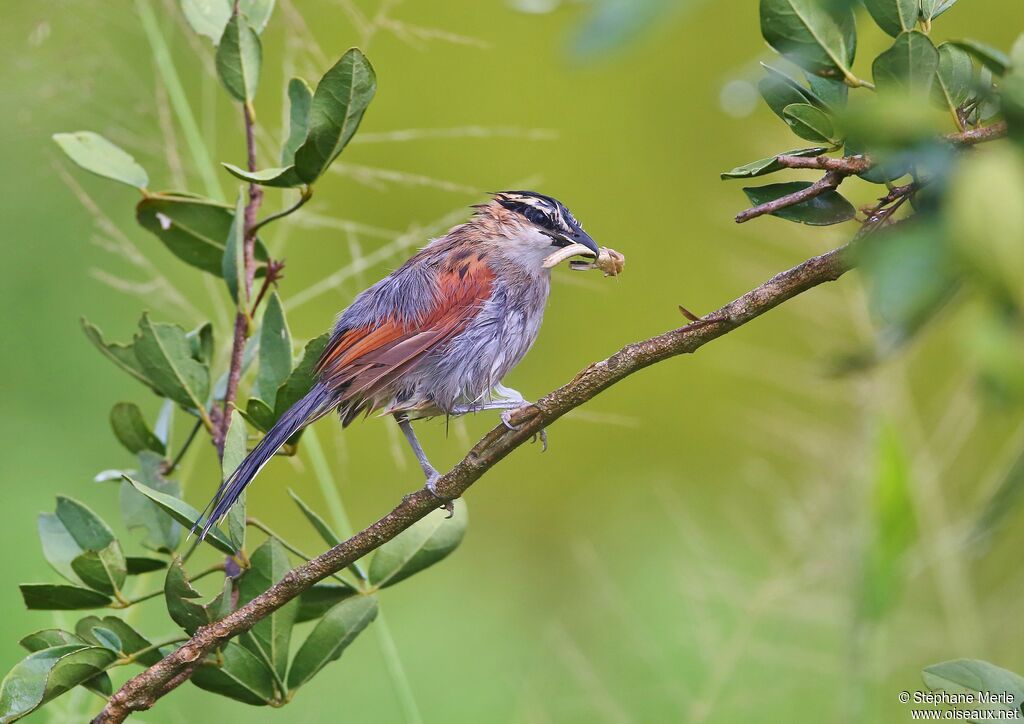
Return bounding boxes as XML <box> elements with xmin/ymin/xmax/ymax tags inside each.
<box><xmin>523</xmin><ymin>206</ymin><xmax>552</xmax><ymax>228</ymax></box>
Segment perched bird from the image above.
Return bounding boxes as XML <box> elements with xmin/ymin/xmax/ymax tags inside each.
<box><xmin>197</xmin><ymin>191</ymin><xmax>599</xmax><ymax>539</ymax></box>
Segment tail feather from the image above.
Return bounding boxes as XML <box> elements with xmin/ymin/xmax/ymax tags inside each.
<box><xmin>197</xmin><ymin>384</ymin><xmax>334</xmax><ymax>540</ymax></box>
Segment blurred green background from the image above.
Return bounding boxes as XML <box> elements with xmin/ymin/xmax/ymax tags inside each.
<box><xmin>2</xmin><ymin>0</ymin><xmax>1023</xmax><ymax>721</ymax></box>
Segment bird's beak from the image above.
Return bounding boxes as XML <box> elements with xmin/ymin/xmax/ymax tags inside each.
<box><xmin>569</xmin><ymin>229</ymin><xmax>599</xmax><ymax>257</ymax></box>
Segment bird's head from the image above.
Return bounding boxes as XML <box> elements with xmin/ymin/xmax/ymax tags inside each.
<box><xmin>478</xmin><ymin>191</ymin><xmax>599</xmax><ymax>266</ymax></box>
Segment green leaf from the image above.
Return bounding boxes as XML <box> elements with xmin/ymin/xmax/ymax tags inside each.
<box><xmin>272</xmin><ymin>334</ymin><xmax>330</xmax><ymax>424</ymax></box>
<box><xmin>124</xmin><ymin>476</ymin><xmax>235</xmax><ymax>555</ymax></box>
<box><xmin>120</xmin><ymin>451</ymin><xmax>182</xmax><ymax>554</ymax></box>
<box><xmin>222</xmin><ymin>163</ymin><xmax>304</xmax><ymax>188</ymax></box>
<box><xmin>294</xmin><ymin>583</ymin><xmax>357</xmax><ymax>624</ymax></box>
<box><xmin>75</xmin><ymin>616</ymin><xmax>162</xmax><ymax>666</ymax></box>
<box><xmin>855</xmin><ymin>221</ymin><xmax>956</xmax><ymax>346</ymax></box>
<box><xmin>188</xmin><ymin>322</ymin><xmax>215</xmax><ymax>365</ymax></box>
<box><xmin>721</xmin><ymin>147</ymin><xmax>829</xmax><ymax>179</ymax></box>
<box><xmin>222</xmin><ymin>411</ymin><xmax>248</xmax><ymax>551</ymax></box>
<box><xmin>873</xmin><ymin>31</ymin><xmax>939</xmax><ymax>96</ymax></box>
<box><xmin>133</xmin><ymin>314</ymin><xmax>210</xmax><ymax>413</ymax></box>
<box><xmin>81</xmin><ymin>318</ymin><xmax>159</xmax><ymax>395</ymax></box>
<box><xmin>862</xmin><ymin>0</ymin><xmax>917</xmax><ymax>37</ymax></box>
<box><xmin>759</xmin><ymin>0</ymin><xmax>856</xmax><ymax>77</ymax></box>
<box><xmin>294</xmin><ymin>48</ymin><xmax>377</xmax><ymax>183</ymax></box>
<box><xmin>804</xmin><ymin>71</ymin><xmax>848</xmax><ymax>109</ymax></box>
<box><xmin>255</xmin><ymin>292</ymin><xmax>293</xmax><ymax>402</ymax></box>
<box><xmin>136</xmin><ymin>192</ymin><xmax>268</xmax><ymax>276</ymax></box>
<box><xmin>19</xmin><ymin>630</ymin><xmax>85</xmax><ymax>653</ymax></box>
<box><xmin>0</xmin><ymin>645</ymin><xmax>118</xmax><ymax>722</ymax></box>
<box><xmin>191</xmin><ymin>641</ymin><xmax>276</xmax><ymax>705</ymax></box>
<box><xmin>932</xmin><ymin>42</ymin><xmax>974</xmax><ymax>112</ymax></box>
<box><xmin>164</xmin><ymin>558</ymin><xmax>231</xmax><ymax>634</ymax></box>
<box><xmin>216</xmin><ymin>13</ymin><xmax>262</xmax><ymax>102</ymax></box>
<box><xmin>368</xmin><ymin>500</ymin><xmax>468</xmax><ymax>588</ymax></box>
<box><xmin>741</xmin><ymin>182</ymin><xmax>856</xmax><ymax>226</ymax></box>
<box><xmin>109</xmin><ymin>402</ymin><xmax>166</xmax><ymax>455</ymax></box>
<box><xmin>37</xmin><ymin>496</ymin><xmax>120</xmax><ymax>587</ymax></box>
<box><xmin>288</xmin><ymin>490</ymin><xmax>341</xmax><ymax>547</ymax></box>
<box><xmin>287</xmin><ymin>595</ymin><xmax>378</xmax><ymax>690</ymax></box>
<box><xmin>951</xmin><ymin>39</ymin><xmax>1010</xmax><ymax>76</ymax></box>
<box><xmin>19</xmin><ymin>584</ymin><xmax>112</xmax><ymax>610</ymax></box>
<box><xmin>223</xmin><ymin>188</ymin><xmax>247</xmax><ymax>306</ymax></box>
<box><xmin>242</xmin><ymin>397</ymin><xmax>276</xmax><ymax>432</ymax></box>
<box><xmin>782</xmin><ymin>103</ymin><xmax>839</xmax><ymax>144</ymax></box>
<box><xmin>237</xmin><ymin>538</ymin><xmax>297</xmax><ymax>682</ymax></box>
<box><xmin>282</xmin><ymin>78</ymin><xmax>313</xmax><ymax>166</ymax></box>
<box><xmin>70</xmin><ymin>543</ymin><xmax>127</xmax><ymax>596</ymax></box>
<box><xmin>125</xmin><ymin>556</ymin><xmax>167</xmax><ymax>575</ymax></box>
<box><xmin>181</xmin><ymin>0</ymin><xmax>274</xmax><ymax>42</ymax></box>
<box><xmin>919</xmin><ymin>0</ymin><xmax>958</xmax><ymax>22</ymax></box>
<box><xmin>922</xmin><ymin>660</ymin><xmax>1024</xmax><ymax>715</ymax></box>
<box><xmin>52</xmin><ymin>131</ymin><xmax>148</xmax><ymax>190</ymax></box>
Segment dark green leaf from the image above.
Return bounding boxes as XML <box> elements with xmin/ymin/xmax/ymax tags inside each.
<box><xmin>55</xmin><ymin>497</ymin><xmax>115</xmax><ymax>551</ymax></box>
<box><xmin>70</xmin><ymin>543</ymin><xmax>127</xmax><ymax>596</ymax></box>
<box><xmin>87</xmin><ymin>627</ymin><xmax>122</xmax><ymax>654</ymax></box>
<box><xmin>255</xmin><ymin>292</ymin><xmax>293</xmax><ymax>402</ymax></box>
<box><xmin>758</xmin><ymin>63</ymin><xmax>825</xmax><ymax>119</ymax></box>
<box><xmin>136</xmin><ymin>192</ymin><xmax>268</xmax><ymax>276</ymax></box>
<box><xmin>287</xmin><ymin>595</ymin><xmax>377</xmax><ymax>690</ymax></box>
<box><xmin>216</xmin><ymin>13</ymin><xmax>262</xmax><ymax>102</ymax></box>
<box><xmin>922</xmin><ymin>660</ymin><xmax>1024</xmax><ymax>715</ymax></box>
<box><xmin>237</xmin><ymin>538</ymin><xmax>297</xmax><ymax>682</ymax></box>
<box><xmin>282</xmin><ymin>77</ymin><xmax>313</xmax><ymax>165</ymax></box>
<box><xmin>19</xmin><ymin>584</ymin><xmax>112</xmax><ymax>610</ymax></box>
<box><xmin>804</xmin><ymin>71</ymin><xmax>848</xmax><ymax>109</ymax></box>
<box><xmin>741</xmin><ymin>182</ymin><xmax>856</xmax><ymax>225</ymax></box>
<box><xmin>721</xmin><ymin>146</ymin><xmax>829</xmax><ymax>180</ymax></box>
<box><xmin>294</xmin><ymin>48</ymin><xmax>377</xmax><ymax>183</ymax></box>
<box><xmin>932</xmin><ymin>42</ymin><xmax>974</xmax><ymax>112</ymax></box>
<box><xmin>133</xmin><ymin>313</ymin><xmax>210</xmax><ymax>413</ymax></box>
<box><xmin>125</xmin><ymin>556</ymin><xmax>167</xmax><ymax>575</ymax></box>
<box><xmin>165</xmin><ymin>558</ymin><xmax>231</xmax><ymax>635</ymax></box>
<box><xmin>288</xmin><ymin>490</ymin><xmax>341</xmax><ymax>547</ymax></box>
<box><xmin>782</xmin><ymin>103</ymin><xmax>839</xmax><ymax>144</ymax></box>
<box><xmin>38</xmin><ymin>497</ymin><xmax>121</xmax><ymax>586</ymax></box>
<box><xmin>919</xmin><ymin>0</ymin><xmax>958</xmax><ymax>22</ymax></box>
<box><xmin>121</xmin><ymin>451</ymin><xmax>181</xmax><ymax>554</ymax></box>
<box><xmin>873</xmin><ymin>31</ymin><xmax>939</xmax><ymax>95</ymax></box>
<box><xmin>222</xmin><ymin>163</ymin><xmax>304</xmax><ymax>188</ymax></box>
<box><xmin>862</xmin><ymin>0</ymin><xmax>917</xmax><ymax>37</ymax></box>
<box><xmin>81</xmin><ymin>318</ymin><xmax>159</xmax><ymax>395</ymax></box>
<box><xmin>223</xmin><ymin>189</ymin><xmax>247</xmax><ymax>306</ymax></box>
<box><xmin>294</xmin><ymin>583</ymin><xmax>357</xmax><ymax>624</ymax></box>
<box><xmin>19</xmin><ymin>630</ymin><xmax>85</xmax><ymax>653</ymax></box>
<box><xmin>109</xmin><ymin>402</ymin><xmax>166</xmax><ymax>455</ymax></box>
<box><xmin>222</xmin><ymin>411</ymin><xmax>248</xmax><ymax>551</ymax></box>
<box><xmin>52</xmin><ymin>131</ymin><xmax>148</xmax><ymax>189</ymax></box>
<box><xmin>759</xmin><ymin>0</ymin><xmax>856</xmax><ymax>77</ymax></box>
<box><xmin>188</xmin><ymin>322</ymin><xmax>215</xmax><ymax>365</ymax></box>
<box><xmin>37</xmin><ymin>514</ymin><xmax>85</xmax><ymax>585</ymax></box>
<box><xmin>951</xmin><ymin>39</ymin><xmax>1010</xmax><ymax>75</ymax></box>
<box><xmin>124</xmin><ymin>476</ymin><xmax>234</xmax><ymax>555</ymax></box>
<box><xmin>0</xmin><ymin>645</ymin><xmax>118</xmax><ymax>721</ymax></box>
<box><xmin>191</xmin><ymin>641</ymin><xmax>276</xmax><ymax>705</ymax></box>
<box><xmin>242</xmin><ymin>397</ymin><xmax>275</xmax><ymax>433</ymax></box>
<box><xmin>75</xmin><ymin>616</ymin><xmax>161</xmax><ymax>665</ymax></box>
<box><xmin>368</xmin><ymin>500</ymin><xmax>468</xmax><ymax>588</ymax></box>
<box><xmin>272</xmin><ymin>334</ymin><xmax>330</xmax><ymax>424</ymax></box>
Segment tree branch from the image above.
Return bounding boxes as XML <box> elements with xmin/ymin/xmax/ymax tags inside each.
<box><xmin>733</xmin><ymin>121</ymin><xmax>1008</xmax><ymax>225</ymax></box>
<box><xmin>92</xmin><ymin>241</ymin><xmax>854</xmax><ymax>723</ymax></box>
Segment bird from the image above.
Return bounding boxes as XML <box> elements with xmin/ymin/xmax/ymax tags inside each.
<box><xmin>196</xmin><ymin>190</ymin><xmax>599</xmax><ymax>540</ymax></box>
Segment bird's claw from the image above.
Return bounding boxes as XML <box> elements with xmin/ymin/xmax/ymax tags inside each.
<box><xmin>501</xmin><ymin>407</ymin><xmax>548</xmax><ymax>452</ymax></box>
<box><xmin>423</xmin><ymin>473</ymin><xmax>454</xmax><ymax>518</ymax></box>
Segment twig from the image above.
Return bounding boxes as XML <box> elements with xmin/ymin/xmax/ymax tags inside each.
<box><xmin>92</xmin><ymin>242</ymin><xmax>854</xmax><ymax>723</ymax></box>
<box><xmin>250</xmin><ymin>186</ymin><xmax>312</xmax><ymax>236</ymax></box>
<box><xmin>735</xmin><ymin>170</ymin><xmax>845</xmax><ymax>224</ymax></box>
<box><xmin>163</xmin><ymin>419</ymin><xmax>202</xmax><ymax>475</ymax></box>
<box><xmin>734</xmin><ymin>122</ymin><xmax>1008</xmax><ymax>224</ymax></box>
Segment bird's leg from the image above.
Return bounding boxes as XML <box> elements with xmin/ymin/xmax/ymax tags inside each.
<box><xmin>449</xmin><ymin>386</ymin><xmax>547</xmax><ymax>451</ymax></box>
<box><xmin>393</xmin><ymin>413</ymin><xmax>445</xmax><ymax>500</ymax></box>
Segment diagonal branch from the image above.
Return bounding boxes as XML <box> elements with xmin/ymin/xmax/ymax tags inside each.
<box><xmin>92</xmin><ymin>241</ymin><xmax>854</xmax><ymax>723</ymax></box>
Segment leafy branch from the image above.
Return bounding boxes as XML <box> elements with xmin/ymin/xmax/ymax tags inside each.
<box><xmin>92</xmin><ymin>240</ymin><xmax>854</xmax><ymax>723</ymax></box>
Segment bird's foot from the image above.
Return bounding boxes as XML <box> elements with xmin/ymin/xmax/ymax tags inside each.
<box><xmin>423</xmin><ymin>472</ymin><xmax>454</xmax><ymax>518</ymax></box>
<box><xmin>501</xmin><ymin>405</ymin><xmax>548</xmax><ymax>452</ymax></box>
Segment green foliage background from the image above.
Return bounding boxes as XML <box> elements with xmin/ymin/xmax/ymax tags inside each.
<box><xmin>1</xmin><ymin>0</ymin><xmax>1022</xmax><ymax>720</ymax></box>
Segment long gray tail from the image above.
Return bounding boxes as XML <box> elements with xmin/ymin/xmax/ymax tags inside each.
<box><xmin>197</xmin><ymin>384</ymin><xmax>334</xmax><ymax>540</ymax></box>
